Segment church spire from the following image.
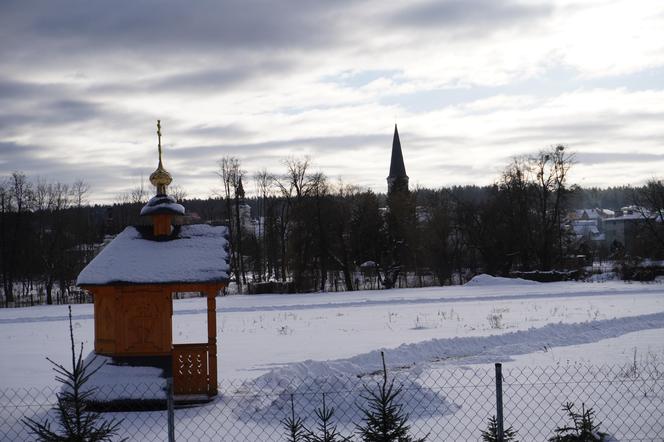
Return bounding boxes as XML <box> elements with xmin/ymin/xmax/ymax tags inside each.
<box><xmin>236</xmin><ymin>176</ymin><xmax>245</xmax><ymax>202</ymax></box>
<box><xmin>387</xmin><ymin>124</ymin><xmax>409</xmax><ymax>194</ymax></box>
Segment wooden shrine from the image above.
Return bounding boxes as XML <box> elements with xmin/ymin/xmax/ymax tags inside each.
<box><xmin>77</xmin><ymin>121</ymin><xmax>229</xmax><ymax>400</ymax></box>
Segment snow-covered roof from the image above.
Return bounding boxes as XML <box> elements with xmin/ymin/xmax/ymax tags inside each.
<box><xmin>140</xmin><ymin>195</ymin><xmax>185</xmax><ymax>216</ymax></box>
<box><xmin>604</xmin><ymin>206</ymin><xmax>651</xmax><ymax>222</ymax></box>
<box><xmin>77</xmin><ymin>224</ymin><xmax>229</xmax><ymax>286</ymax></box>
<box><xmin>570</xmin><ymin>208</ymin><xmax>615</xmax><ymax>220</ymax></box>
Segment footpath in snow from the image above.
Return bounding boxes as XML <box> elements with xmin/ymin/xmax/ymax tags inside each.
<box><xmin>248</xmin><ymin>310</ymin><xmax>664</xmax><ymax>389</ymax></box>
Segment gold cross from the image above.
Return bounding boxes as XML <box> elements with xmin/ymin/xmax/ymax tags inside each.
<box><xmin>157</xmin><ymin>120</ymin><xmax>163</xmax><ymax>165</ymax></box>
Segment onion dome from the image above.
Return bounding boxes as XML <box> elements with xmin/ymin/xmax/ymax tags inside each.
<box><xmin>141</xmin><ymin>120</ymin><xmax>185</xmax><ymax>219</ymax></box>
<box><xmin>149</xmin><ymin>120</ymin><xmax>173</xmax><ymax>196</ymax></box>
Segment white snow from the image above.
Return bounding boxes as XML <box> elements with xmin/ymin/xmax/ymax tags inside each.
<box><xmin>76</xmin><ymin>224</ymin><xmax>229</xmax><ymax>285</ymax></box>
<box><xmin>139</xmin><ymin>202</ymin><xmax>186</xmax><ymax>216</ymax></box>
<box><xmin>82</xmin><ymin>354</ymin><xmax>166</xmax><ymax>401</ymax></box>
<box><xmin>464</xmin><ymin>273</ymin><xmax>539</xmax><ymax>286</ymax></box>
<box><xmin>2</xmin><ymin>280</ymin><xmax>664</xmax><ymax>440</ymax></box>
<box><xmin>3</xmin><ymin>280</ymin><xmax>664</xmax><ymax>387</ymax></box>
<box><xmin>139</xmin><ymin>195</ymin><xmax>185</xmax><ymax>216</ymax></box>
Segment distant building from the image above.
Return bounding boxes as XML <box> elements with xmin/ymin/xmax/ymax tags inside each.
<box><xmin>569</xmin><ymin>220</ymin><xmax>603</xmax><ymax>243</ymax></box>
<box><xmin>569</xmin><ymin>208</ymin><xmax>615</xmax><ymax>221</ymax></box>
<box><xmin>603</xmin><ymin>206</ymin><xmax>651</xmax><ymax>251</ymax></box>
<box><xmin>233</xmin><ymin>177</ymin><xmax>254</xmax><ymax>234</ymax></box>
<box><xmin>387</xmin><ymin>124</ymin><xmax>409</xmax><ymax>195</ymax></box>
<box><xmin>566</xmin><ymin>208</ymin><xmax>614</xmax><ymax>243</ymax></box>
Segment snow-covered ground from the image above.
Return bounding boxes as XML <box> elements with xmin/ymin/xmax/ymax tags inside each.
<box><xmin>1</xmin><ymin>278</ymin><xmax>664</xmax><ymax>440</ymax></box>
<box><xmin>2</xmin><ymin>278</ymin><xmax>664</xmax><ymax>386</ymax></box>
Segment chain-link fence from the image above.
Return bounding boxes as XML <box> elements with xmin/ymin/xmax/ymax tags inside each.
<box><xmin>1</xmin><ymin>362</ymin><xmax>662</xmax><ymax>441</ymax></box>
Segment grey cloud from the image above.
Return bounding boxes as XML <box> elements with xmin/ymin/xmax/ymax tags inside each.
<box><xmin>0</xmin><ymin>99</ymin><xmax>112</xmax><ymax>133</ymax></box>
<box><xmin>492</xmin><ymin>120</ymin><xmax>624</xmax><ymax>147</ymax></box>
<box><xmin>0</xmin><ymin>76</ymin><xmax>176</xmax><ymax>143</ymax></box>
<box><xmin>0</xmin><ymin>77</ymin><xmax>116</xmax><ymax>133</ymax></box>
<box><xmin>0</xmin><ymin>0</ymin><xmax>356</xmax><ymax>109</ymax></box>
<box><xmin>93</xmin><ymin>59</ymin><xmax>296</xmax><ymax>95</ymax></box>
<box><xmin>518</xmin><ymin>122</ymin><xmax>622</xmax><ymax>135</ymax></box>
<box><xmin>0</xmin><ymin>140</ymin><xmax>159</xmax><ymax>200</ymax></box>
<box><xmin>0</xmin><ymin>141</ymin><xmax>37</xmax><ymax>162</ymax></box>
<box><xmin>0</xmin><ymin>77</ymin><xmax>77</xmax><ymax>104</ymax></box>
<box><xmin>391</xmin><ymin>0</ymin><xmax>552</xmax><ymax>31</ymax></box>
<box><xmin>427</xmin><ymin>163</ymin><xmax>477</xmax><ymax>174</ymax></box>
<box><xmin>2</xmin><ymin>0</ymin><xmax>350</xmax><ymax>62</ymax></box>
<box><xmin>0</xmin><ymin>78</ymin><xmax>48</xmax><ymax>101</ymax></box>
<box><xmin>1</xmin><ymin>0</ymin><xmax>662</xmax><ymax>199</ymax></box>
<box><xmin>151</xmin><ymin>69</ymin><xmax>255</xmax><ymax>93</ymax></box>
<box><xmin>406</xmin><ymin>134</ymin><xmax>471</xmax><ymax>149</ymax></box>
<box><xmin>166</xmin><ymin>133</ymin><xmax>388</xmax><ymax>161</ymax></box>
<box><xmin>576</xmin><ymin>152</ymin><xmax>664</xmax><ymax>166</ymax></box>
<box><xmin>139</xmin><ymin>60</ymin><xmax>294</xmax><ymax>92</ymax></box>
<box><xmin>45</xmin><ymin>99</ymin><xmax>107</xmax><ymax>122</ymax></box>
<box><xmin>180</xmin><ymin>123</ymin><xmax>253</xmax><ymax>140</ymax></box>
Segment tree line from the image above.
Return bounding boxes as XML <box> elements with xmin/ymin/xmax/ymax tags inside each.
<box><xmin>219</xmin><ymin>146</ymin><xmax>664</xmax><ymax>293</ymax></box>
<box><xmin>0</xmin><ymin>173</ymin><xmax>98</xmax><ymax>306</ymax></box>
<box><xmin>2</xmin><ymin>145</ymin><xmax>664</xmax><ymax>305</ymax></box>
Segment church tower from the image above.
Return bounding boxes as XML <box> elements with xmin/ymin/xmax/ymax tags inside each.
<box><xmin>237</xmin><ymin>176</ymin><xmax>246</xmax><ymax>203</ymax></box>
<box><xmin>387</xmin><ymin>124</ymin><xmax>409</xmax><ymax>195</ymax></box>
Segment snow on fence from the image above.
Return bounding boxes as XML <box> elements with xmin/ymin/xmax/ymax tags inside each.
<box><xmin>1</xmin><ymin>362</ymin><xmax>663</xmax><ymax>441</ymax></box>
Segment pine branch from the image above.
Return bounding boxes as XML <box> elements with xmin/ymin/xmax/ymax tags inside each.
<box><xmin>282</xmin><ymin>394</ymin><xmax>307</xmax><ymax>442</ymax></box>
<box><xmin>481</xmin><ymin>415</ymin><xmax>518</xmax><ymax>442</ymax></box>
<box><xmin>357</xmin><ymin>351</ymin><xmax>427</xmax><ymax>442</ymax></box>
<box><xmin>306</xmin><ymin>393</ymin><xmax>351</xmax><ymax>442</ymax></box>
<box><xmin>22</xmin><ymin>305</ymin><xmax>124</xmax><ymax>441</ymax></box>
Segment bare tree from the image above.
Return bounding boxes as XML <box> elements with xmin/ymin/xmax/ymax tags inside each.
<box><xmin>327</xmin><ymin>180</ymin><xmax>357</xmax><ymax>291</ymax></box>
<box><xmin>310</xmin><ymin>171</ymin><xmax>330</xmax><ymax>291</ymax></box>
<box><xmin>274</xmin><ymin>157</ymin><xmax>320</xmax><ymax>291</ymax></box>
<box><xmin>531</xmin><ymin>145</ymin><xmax>573</xmax><ymax>269</ymax></box>
<box><xmin>71</xmin><ymin>180</ymin><xmax>90</xmax><ymax>207</ymax></box>
<box><xmin>129</xmin><ymin>183</ymin><xmax>148</xmax><ymax>204</ymax></box>
<box><xmin>0</xmin><ymin>181</ymin><xmax>10</xmax><ymax>304</ymax></box>
<box><xmin>275</xmin><ymin>156</ymin><xmax>315</xmax><ymax>199</ymax></box>
<box><xmin>170</xmin><ymin>184</ymin><xmax>187</xmax><ymax>202</ymax></box>
<box><xmin>253</xmin><ymin>169</ymin><xmax>273</xmax><ymax>281</ymax></box>
<box><xmin>494</xmin><ymin>145</ymin><xmax>574</xmax><ymax>271</ymax></box>
<box><xmin>39</xmin><ymin>183</ymin><xmax>72</xmax><ymax>304</ymax></box>
<box><xmin>1</xmin><ymin>173</ymin><xmax>33</xmax><ymax>304</ymax></box>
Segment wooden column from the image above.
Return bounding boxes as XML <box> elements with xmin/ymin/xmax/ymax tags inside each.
<box><xmin>207</xmin><ymin>290</ymin><xmax>218</xmax><ymax>396</ymax></box>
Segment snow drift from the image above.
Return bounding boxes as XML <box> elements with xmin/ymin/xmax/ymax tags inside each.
<box><xmin>465</xmin><ymin>274</ymin><xmax>540</xmax><ymax>287</ymax></box>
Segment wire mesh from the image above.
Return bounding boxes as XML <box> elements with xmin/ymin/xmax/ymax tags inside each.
<box><xmin>0</xmin><ymin>362</ymin><xmax>662</xmax><ymax>441</ymax></box>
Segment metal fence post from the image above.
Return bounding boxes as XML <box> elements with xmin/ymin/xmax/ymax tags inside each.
<box><xmin>167</xmin><ymin>377</ymin><xmax>175</xmax><ymax>442</ymax></box>
<box><xmin>495</xmin><ymin>363</ymin><xmax>504</xmax><ymax>442</ymax></box>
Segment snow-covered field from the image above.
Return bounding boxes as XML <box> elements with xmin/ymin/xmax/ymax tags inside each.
<box><xmin>2</xmin><ymin>277</ymin><xmax>664</xmax><ymax>440</ymax></box>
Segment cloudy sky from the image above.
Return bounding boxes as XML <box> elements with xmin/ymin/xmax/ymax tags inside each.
<box><xmin>1</xmin><ymin>0</ymin><xmax>664</xmax><ymax>202</ymax></box>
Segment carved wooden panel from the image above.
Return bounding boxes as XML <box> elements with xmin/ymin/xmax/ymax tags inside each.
<box><xmin>118</xmin><ymin>287</ymin><xmax>171</xmax><ymax>355</ymax></box>
<box><xmin>93</xmin><ymin>288</ymin><xmax>117</xmax><ymax>354</ymax></box>
<box><xmin>173</xmin><ymin>343</ymin><xmax>210</xmax><ymax>395</ymax></box>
